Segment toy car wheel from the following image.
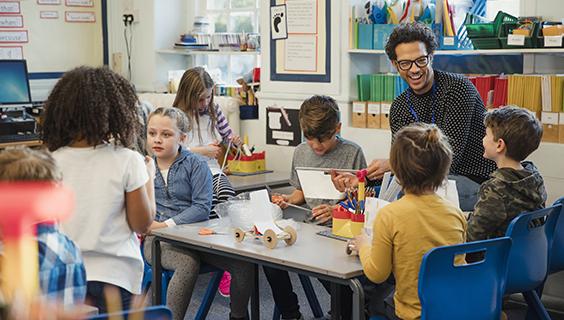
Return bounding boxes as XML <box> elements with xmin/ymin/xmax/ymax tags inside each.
<box><xmin>263</xmin><ymin>229</ymin><xmax>278</xmax><ymax>249</ymax></box>
<box><xmin>234</xmin><ymin>228</ymin><xmax>245</xmax><ymax>242</ymax></box>
<box><xmin>283</xmin><ymin>226</ymin><xmax>297</xmax><ymax>246</ymax></box>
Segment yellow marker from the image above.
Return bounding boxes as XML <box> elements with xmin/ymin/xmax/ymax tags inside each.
<box><xmin>244</xmin><ymin>135</ymin><xmax>249</xmax><ymax>146</ymax></box>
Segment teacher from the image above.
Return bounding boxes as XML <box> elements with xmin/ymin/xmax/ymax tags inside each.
<box><xmin>335</xmin><ymin>22</ymin><xmax>496</xmax><ymax>211</ymax></box>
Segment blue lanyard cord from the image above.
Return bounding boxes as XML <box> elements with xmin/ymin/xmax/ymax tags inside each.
<box><xmin>407</xmin><ymin>82</ymin><xmax>437</xmax><ymax>124</ymax></box>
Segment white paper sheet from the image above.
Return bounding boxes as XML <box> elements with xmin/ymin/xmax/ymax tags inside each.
<box><xmin>284</xmin><ymin>35</ymin><xmax>317</xmax><ymax>71</ymax></box>
<box><xmin>296</xmin><ymin>167</ymin><xmax>344</xmax><ymax>200</ymax></box>
<box><xmin>286</xmin><ymin>0</ymin><xmax>317</xmax><ymax>34</ymax></box>
<box><xmin>249</xmin><ymin>189</ymin><xmax>273</xmax><ymax>223</ymax></box>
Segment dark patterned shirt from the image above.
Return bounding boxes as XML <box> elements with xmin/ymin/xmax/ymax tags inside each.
<box><xmin>390</xmin><ymin>70</ymin><xmax>496</xmax><ymax>181</ymax></box>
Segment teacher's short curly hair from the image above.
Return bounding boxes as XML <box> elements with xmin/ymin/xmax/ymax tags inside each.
<box><xmin>385</xmin><ymin>22</ymin><xmax>438</xmax><ymax>61</ymax></box>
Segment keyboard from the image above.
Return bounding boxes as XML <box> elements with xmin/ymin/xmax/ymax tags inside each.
<box><xmin>0</xmin><ymin>133</ymin><xmax>40</xmax><ymax>144</ymax></box>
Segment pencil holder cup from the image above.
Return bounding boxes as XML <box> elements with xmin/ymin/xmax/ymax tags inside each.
<box><xmin>332</xmin><ymin>206</ymin><xmax>365</xmax><ymax>238</ymax></box>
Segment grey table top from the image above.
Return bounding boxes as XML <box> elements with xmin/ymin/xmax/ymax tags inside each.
<box><xmin>151</xmin><ymin>219</ymin><xmax>364</xmax><ymax>279</ymax></box>
<box><xmin>228</xmin><ymin>171</ymin><xmax>291</xmax><ymax>193</ymax></box>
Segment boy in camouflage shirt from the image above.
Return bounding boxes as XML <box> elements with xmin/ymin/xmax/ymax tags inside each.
<box><xmin>467</xmin><ymin>106</ymin><xmax>547</xmax><ymax>245</ymax></box>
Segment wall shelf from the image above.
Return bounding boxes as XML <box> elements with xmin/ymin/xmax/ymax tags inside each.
<box><xmin>348</xmin><ymin>48</ymin><xmax>564</xmax><ymax>55</ymax></box>
<box><xmin>156</xmin><ymin>49</ymin><xmax>261</xmax><ymax>56</ymax></box>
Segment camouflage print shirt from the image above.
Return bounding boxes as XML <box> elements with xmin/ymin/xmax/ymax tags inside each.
<box><xmin>467</xmin><ymin>161</ymin><xmax>547</xmax><ymax>242</ymax></box>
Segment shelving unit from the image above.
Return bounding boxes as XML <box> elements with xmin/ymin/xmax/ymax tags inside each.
<box><xmin>156</xmin><ymin>49</ymin><xmax>261</xmax><ymax>56</ymax></box>
<box><xmin>348</xmin><ymin>48</ymin><xmax>564</xmax><ymax>55</ymax></box>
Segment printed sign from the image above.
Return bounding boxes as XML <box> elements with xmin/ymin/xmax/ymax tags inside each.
<box><xmin>0</xmin><ymin>15</ymin><xmax>23</xmax><ymax>28</ymax></box>
<box><xmin>65</xmin><ymin>11</ymin><xmax>95</xmax><ymax>22</ymax></box>
<box><xmin>270</xmin><ymin>5</ymin><xmax>288</xmax><ymax>40</ymax></box>
<box><xmin>40</xmin><ymin>11</ymin><xmax>59</xmax><ymax>19</ymax></box>
<box><xmin>65</xmin><ymin>0</ymin><xmax>93</xmax><ymax>7</ymax></box>
<box><xmin>38</xmin><ymin>0</ymin><xmax>62</xmax><ymax>4</ymax></box>
<box><xmin>0</xmin><ymin>46</ymin><xmax>23</xmax><ymax>59</ymax></box>
<box><xmin>0</xmin><ymin>2</ymin><xmax>20</xmax><ymax>14</ymax></box>
<box><xmin>0</xmin><ymin>30</ymin><xmax>28</xmax><ymax>43</ymax></box>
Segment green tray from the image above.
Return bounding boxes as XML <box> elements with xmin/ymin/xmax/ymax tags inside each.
<box><xmin>470</xmin><ymin>37</ymin><xmax>502</xmax><ymax>49</ymax></box>
<box><xmin>465</xmin><ymin>11</ymin><xmax>518</xmax><ymax>38</ymax></box>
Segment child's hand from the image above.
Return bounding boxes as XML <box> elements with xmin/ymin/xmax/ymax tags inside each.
<box><xmin>204</xmin><ymin>143</ymin><xmax>222</xmax><ymax>158</ymax></box>
<box><xmin>351</xmin><ymin>231</ymin><xmax>370</xmax><ymax>251</ymax></box>
<box><xmin>330</xmin><ymin>170</ymin><xmax>358</xmax><ymax>192</ymax></box>
<box><xmin>230</xmin><ymin>135</ymin><xmax>242</xmax><ymax>146</ymax></box>
<box><xmin>311</xmin><ymin>204</ymin><xmax>334</xmax><ymax>224</ymax></box>
<box><xmin>366</xmin><ymin>159</ymin><xmax>391</xmax><ymax>180</ymax></box>
<box><xmin>271</xmin><ymin>193</ymin><xmax>290</xmax><ymax>209</ymax></box>
<box><xmin>144</xmin><ymin>156</ymin><xmax>156</xmax><ymax>178</ymax></box>
<box><xmin>149</xmin><ymin>221</ymin><xmax>168</xmax><ymax>231</ymax></box>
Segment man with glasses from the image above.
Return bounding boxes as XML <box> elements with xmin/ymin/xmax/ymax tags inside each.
<box><xmin>333</xmin><ymin>22</ymin><xmax>495</xmax><ymax>211</ymax></box>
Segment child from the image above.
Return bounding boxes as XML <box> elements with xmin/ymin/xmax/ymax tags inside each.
<box><xmin>267</xmin><ymin>95</ymin><xmax>367</xmax><ymax>320</ymax></box>
<box><xmin>142</xmin><ymin>107</ymin><xmax>253</xmax><ymax>320</ymax></box>
<box><xmin>0</xmin><ymin>146</ymin><xmax>87</xmax><ymax>307</ymax></box>
<box><xmin>173</xmin><ymin>67</ymin><xmax>241</xmax><ymax>296</ymax></box>
<box><xmin>40</xmin><ymin>66</ymin><xmax>156</xmax><ymax>313</ymax></box>
<box><xmin>351</xmin><ymin>123</ymin><xmax>467</xmax><ymax>320</ymax></box>
<box><xmin>467</xmin><ymin>106</ymin><xmax>546</xmax><ymax>244</ymax></box>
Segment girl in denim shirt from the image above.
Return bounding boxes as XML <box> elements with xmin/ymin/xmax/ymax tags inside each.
<box><xmin>143</xmin><ymin>107</ymin><xmax>253</xmax><ymax>320</ymax></box>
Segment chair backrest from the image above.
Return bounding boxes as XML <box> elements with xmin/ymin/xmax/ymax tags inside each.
<box><xmin>418</xmin><ymin>237</ymin><xmax>512</xmax><ymax>320</ymax></box>
<box><xmin>549</xmin><ymin>199</ymin><xmax>564</xmax><ymax>274</ymax></box>
<box><xmin>88</xmin><ymin>306</ymin><xmax>172</xmax><ymax>320</ymax></box>
<box><xmin>504</xmin><ymin>205</ymin><xmax>561</xmax><ymax>294</ymax></box>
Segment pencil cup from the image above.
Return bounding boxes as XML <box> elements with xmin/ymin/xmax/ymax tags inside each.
<box><xmin>332</xmin><ymin>206</ymin><xmax>365</xmax><ymax>238</ymax></box>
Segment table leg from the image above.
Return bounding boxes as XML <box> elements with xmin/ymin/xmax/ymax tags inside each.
<box><xmin>331</xmin><ymin>282</ymin><xmax>342</xmax><ymax>320</ymax></box>
<box><xmin>250</xmin><ymin>263</ymin><xmax>260</xmax><ymax>320</ymax></box>
<box><xmin>152</xmin><ymin>237</ymin><xmax>162</xmax><ymax>306</ymax></box>
<box><xmin>349</xmin><ymin>278</ymin><xmax>365</xmax><ymax>320</ymax></box>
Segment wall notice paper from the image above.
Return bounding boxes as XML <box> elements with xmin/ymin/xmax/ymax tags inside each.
<box><xmin>268</xmin><ymin>112</ymin><xmax>282</xmax><ymax>130</ymax></box>
<box><xmin>266</xmin><ymin>107</ymin><xmax>301</xmax><ymax>146</ymax></box>
<box><xmin>38</xmin><ymin>0</ymin><xmax>62</xmax><ymax>4</ymax></box>
<box><xmin>0</xmin><ymin>15</ymin><xmax>23</xmax><ymax>28</ymax></box>
<box><xmin>284</xmin><ymin>35</ymin><xmax>317</xmax><ymax>71</ymax></box>
<box><xmin>0</xmin><ymin>31</ymin><xmax>28</xmax><ymax>43</ymax></box>
<box><xmin>0</xmin><ymin>46</ymin><xmax>23</xmax><ymax>59</ymax></box>
<box><xmin>286</xmin><ymin>0</ymin><xmax>317</xmax><ymax>34</ymax></box>
<box><xmin>66</xmin><ymin>0</ymin><xmax>93</xmax><ymax>7</ymax></box>
<box><xmin>40</xmin><ymin>11</ymin><xmax>59</xmax><ymax>19</ymax></box>
<box><xmin>0</xmin><ymin>2</ymin><xmax>20</xmax><ymax>14</ymax></box>
<box><xmin>296</xmin><ymin>167</ymin><xmax>345</xmax><ymax>200</ymax></box>
<box><xmin>270</xmin><ymin>5</ymin><xmax>288</xmax><ymax>40</ymax></box>
<box><xmin>65</xmin><ymin>11</ymin><xmax>95</xmax><ymax>22</ymax></box>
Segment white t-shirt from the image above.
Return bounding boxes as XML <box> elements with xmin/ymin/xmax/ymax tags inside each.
<box><xmin>53</xmin><ymin>144</ymin><xmax>148</xmax><ymax>294</ymax></box>
<box><xmin>186</xmin><ymin>115</ymin><xmax>222</xmax><ymax>175</ymax></box>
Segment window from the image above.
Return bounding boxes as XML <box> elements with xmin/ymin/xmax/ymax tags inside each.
<box><xmin>199</xmin><ymin>0</ymin><xmax>260</xmax><ymax>85</ymax></box>
<box><xmin>206</xmin><ymin>0</ymin><xmax>260</xmax><ymax>33</ymax></box>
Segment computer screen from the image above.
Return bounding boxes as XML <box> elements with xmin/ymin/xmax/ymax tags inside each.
<box><xmin>0</xmin><ymin>60</ymin><xmax>32</xmax><ymax>107</ymax></box>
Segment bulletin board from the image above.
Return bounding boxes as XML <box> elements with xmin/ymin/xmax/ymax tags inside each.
<box><xmin>266</xmin><ymin>106</ymin><xmax>302</xmax><ymax>146</ymax></box>
<box><xmin>269</xmin><ymin>0</ymin><xmax>331</xmax><ymax>83</ymax></box>
<box><xmin>0</xmin><ymin>0</ymin><xmax>104</xmax><ymax>74</ymax></box>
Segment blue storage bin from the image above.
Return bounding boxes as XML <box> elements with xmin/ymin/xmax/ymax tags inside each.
<box><xmin>357</xmin><ymin>23</ymin><xmax>374</xmax><ymax>49</ymax></box>
<box><xmin>373</xmin><ymin>24</ymin><xmax>396</xmax><ymax>50</ymax></box>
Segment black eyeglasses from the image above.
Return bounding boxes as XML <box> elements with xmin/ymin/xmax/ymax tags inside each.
<box><xmin>395</xmin><ymin>55</ymin><xmax>431</xmax><ymax>71</ymax></box>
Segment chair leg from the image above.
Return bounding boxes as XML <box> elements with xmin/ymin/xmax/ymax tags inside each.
<box><xmin>298</xmin><ymin>274</ymin><xmax>324</xmax><ymax>318</ymax></box>
<box><xmin>522</xmin><ymin>291</ymin><xmax>551</xmax><ymax>320</ymax></box>
<box><xmin>194</xmin><ymin>271</ymin><xmax>223</xmax><ymax>320</ymax></box>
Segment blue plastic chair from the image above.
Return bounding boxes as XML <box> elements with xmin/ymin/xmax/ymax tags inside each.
<box><xmin>272</xmin><ymin>274</ymin><xmax>324</xmax><ymax>319</ymax></box>
<box><xmin>504</xmin><ymin>205</ymin><xmax>561</xmax><ymax>320</ymax></box>
<box><xmin>88</xmin><ymin>305</ymin><xmax>172</xmax><ymax>320</ymax></box>
<box><xmin>141</xmin><ymin>242</ymin><xmax>223</xmax><ymax>320</ymax></box>
<box><xmin>418</xmin><ymin>237</ymin><xmax>512</xmax><ymax>320</ymax></box>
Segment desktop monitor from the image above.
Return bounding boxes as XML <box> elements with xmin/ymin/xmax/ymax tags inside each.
<box><xmin>0</xmin><ymin>59</ymin><xmax>32</xmax><ymax>108</ymax></box>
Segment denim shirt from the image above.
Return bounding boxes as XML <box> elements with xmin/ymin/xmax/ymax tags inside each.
<box><xmin>154</xmin><ymin>148</ymin><xmax>213</xmax><ymax>225</ymax></box>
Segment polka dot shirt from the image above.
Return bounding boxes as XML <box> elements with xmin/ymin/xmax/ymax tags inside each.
<box><xmin>390</xmin><ymin>70</ymin><xmax>496</xmax><ymax>182</ymax></box>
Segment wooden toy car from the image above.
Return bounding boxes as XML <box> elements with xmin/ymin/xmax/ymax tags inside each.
<box><xmin>234</xmin><ymin>225</ymin><xmax>297</xmax><ymax>249</ymax></box>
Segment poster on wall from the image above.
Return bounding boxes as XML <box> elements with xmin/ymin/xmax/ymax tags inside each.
<box><xmin>65</xmin><ymin>0</ymin><xmax>93</xmax><ymax>7</ymax></box>
<box><xmin>0</xmin><ymin>30</ymin><xmax>28</xmax><ymax>43</ymax></box>
<box><xmin>0</xmin><ymin>2</ymin><xmax>20</xmax><ymax>14</ymax></box>
<box><xmin>0</xmin><ymin>15</ymin><xmax>24</xmax><ymax>28</ymax></box>
<box><xmin>38</xmin><ymin>0</ymin><xmax>62</xmax><ymax>5</ymax></box>
<box><xmin>270</xmin><ymin>5</ymin><xmax>288</xmax><ymax>40</ymax></box>
<box><xmin>65</xmin><ymin>11</ymin><xmax>95</xmax><ymax>22</ymax></box>
<box><xmin>40</xmin><ymin>11</ymin><xmax>59</xmax><ymax>19</ymax></box>
<box><xmin>270</xmin><ymin>0</ymin><xmax>330</xmax><ymax>83</ymax></box>
<box><xmin>266</xmin><ymin>106</ymin><xmax>301</xmax><ymax>147</ymax></box>
<box><xmin>0</xmin><ymin>46</ymin><xmax>23</xmax><ymax>59</ymax></box>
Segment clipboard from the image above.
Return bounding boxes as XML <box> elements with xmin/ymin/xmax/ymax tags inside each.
<box><xmin>295</xmin><ymin>167</ymin><xmax>346</xmax><ymax>200</ymax></box>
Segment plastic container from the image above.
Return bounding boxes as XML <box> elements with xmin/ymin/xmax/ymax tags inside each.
<box><xmin>499</xmin><ymin>21</ymin><xmax>539</xmax><ymax>49</ymax></box>
<box><xmin>537</xmin><ymin>22</ymin><xmax>564</xmax><ymax>48</ymax></box>
<box><xmin>465</xmin><ymin>11</ymin><xmax>518</xmax><ymax>38</ymax></box>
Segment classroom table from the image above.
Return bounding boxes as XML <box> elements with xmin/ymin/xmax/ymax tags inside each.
<box><xmin>151</xmin><ymin>220</ymin><xmax>365</xmax><ymax>320</ymax></box>
<box><xmin>228</xmin><ymin>171</ymin><xmax>291</xmax><ymax>193</ymax></box>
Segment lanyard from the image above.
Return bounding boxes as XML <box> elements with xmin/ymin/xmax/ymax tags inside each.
<box><xmin>407</xmin><ymin>81</ymin><xmax>437</xmax><ymax>124</ymax></box>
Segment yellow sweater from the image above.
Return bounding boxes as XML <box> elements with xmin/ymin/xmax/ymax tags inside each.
<box><xmin>359</xmin><ymin>194</ymin><xmax>467</xmax><ymax>320</ymax></box>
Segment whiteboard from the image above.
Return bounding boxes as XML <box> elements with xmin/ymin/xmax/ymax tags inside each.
<box><xmin>5</xmin><ymin>1</ymin><xmax>104</xmax><ymax>73</ymax></box>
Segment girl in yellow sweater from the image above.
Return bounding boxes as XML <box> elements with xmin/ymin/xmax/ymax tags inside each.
<box><xmin>351</xmin><ymin>123</ymin><xmax>467</xmax><ymax>320</ymax></box>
